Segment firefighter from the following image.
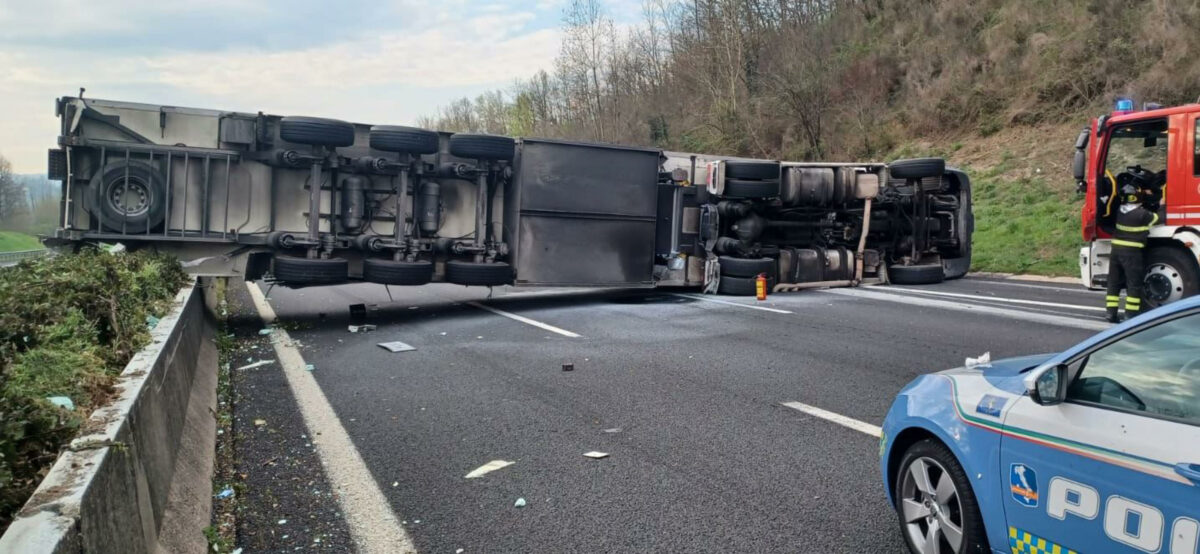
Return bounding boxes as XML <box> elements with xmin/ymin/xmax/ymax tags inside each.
<box><xmin>1105</xmin><ymin>184</ymin><xmax>1159</xmax><ymax>322</ymax></box>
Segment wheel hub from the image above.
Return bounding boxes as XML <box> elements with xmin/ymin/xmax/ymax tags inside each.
<box><xmin>109</xmin><ymin>179</ymin><xmax>150</xmax><ymax>217</ymax></box>
<box><xmin>1145</xmin><ymin>263</ymin><xmax>1184</xmax><ymax>304</ymax></box>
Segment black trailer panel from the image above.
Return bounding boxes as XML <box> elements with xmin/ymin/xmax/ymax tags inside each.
<box><xmin>508</xmin><ymin>139</ymin><xmax>661</xmax><ymax>286</ymax></box>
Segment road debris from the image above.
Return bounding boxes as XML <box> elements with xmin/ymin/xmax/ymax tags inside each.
<box><xmin>562</xmin><ymin>363</ymin><xmax>574</xmax><ymax>371</ymax></box>
<box><xmin>46</xmin><ymin>396</ymin><xmax>74</xmax><ymax>410</ymax></box>
<box><xmin>514</xmin><ymin>498</ymin><xmax>527</xmax><ymax>508</ymax></box>
<box><xmin>258</xmin><ymin>328</ymin><xmax>274</xmax><ymax>335</ymax></box>
<box><xmin>304</xmin><ymin>363</ymin><xmax>314</xmax><ymax>371</ymax></box>
<box><xmin>378</xmin><ymin>341</ymin><xmax>416</xmax><ymax>353</ymax></box>
<box><xmin>146</xmin><ymin>315</ymin><xmax>160</xmax><ymax>329</ymax></box>
<box><xmin>349</xmin><ymin>303</ymin><xmax>367</xmax><ymax>323</ymax></box>
<box><xmin>464</xmin><ymin>459</ymin><xmax>515</xmax><ymax>479</ymax></box>
<box><xmin>583</xmin><ymin>451</ymin><xmax>609</xmax><ymax>459</ymax></box>
<box><xmin>348</xmin><ymin>324</ymin><xmax>377</xmax><ymax>333</ymax></box>
<box><xmin>215</xmin><ymin>487</ymin><xmax>235</xmax><ymax>499</ymax></box>
<box><xmin>236</xmin><ymin>359</ymin><xmax>274</xmax><ymax>371</ymax></box>
<box><xmin>254</xmin><ymin>419</ymin><xmax>267</xmax><ymax>427</ymax></box>
<box><xmin>603</xmin><ymin>428</ymin><xmax>621</xmax><ymax>433</ymax></box>
<box><xmin>965</xmin><ymin>351</ymin><xmax>992</xmax><ymax>369</ymax></box>
<box><xmin>278</xmin><ymin>519</ymin><xmax>287</xmax><ymax>525</ymax></box>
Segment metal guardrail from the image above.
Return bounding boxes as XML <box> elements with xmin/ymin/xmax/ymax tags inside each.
<box><xmin>0</xmin><ymin>249</ymin><xmax>49</xmax><ymax>264</ymax></box>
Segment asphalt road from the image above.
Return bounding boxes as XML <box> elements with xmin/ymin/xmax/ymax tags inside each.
<box><xmin>242</xmin><ymin>275</ymin><xmax>1105</xmax><ymax>553</ymax></box>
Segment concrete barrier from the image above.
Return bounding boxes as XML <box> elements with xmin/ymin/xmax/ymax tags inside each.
<box><xmin>0</xmin><ymin>279</ymin><xmax>218</xmax><ymax>553</ymax></box>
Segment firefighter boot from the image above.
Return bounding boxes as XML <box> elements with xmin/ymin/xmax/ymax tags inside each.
<box><xmin>1105</xmin><ymin>295</ymin><xmax>1121</xmax><ymax>323</ymax></box>
<box><xmin>1106</xmin><ymin>307</ymin><xmax>1120</xmax><ymax>323</ymax></box>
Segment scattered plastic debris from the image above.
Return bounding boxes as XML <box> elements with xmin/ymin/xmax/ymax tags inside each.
<box><xmin>456</xmin><ymin>550</ymin><xmax>464</xmax><ymax>553</ymax></box>
<box><xmin>232</xmin><ymin>549</ymin><xmax>243</xmax><ymax>554</ymax></box>
<box><xmin>46</xmin><ymin>396</ymin><xmax>74</xmax><ymax>411</ymax></box>
<box><xmin>583</xmin><ymin>451</ymin><xmax>609</xmax><ymax>459</ymax></box>
<box><xmin>514</xmin><ymin>498</ymin><xmax>527</xmax><ymax>508</ymax></box>
<box><xmin>304</xmin><ymin>364</ymin><xmax>315</xmax><ymax>372</ymax></box>
<box><xmin>235</xmin><ymin>359</ymin><xmax>274</xmax><ymax>371</ymax></box>
<box><xmin>562</xmin><ymin>363</ymin><xmax>574</xmax><ymax>372</ymax></box>
<box><xmin>392</xmin><ymin>481</ymin><xmax>398</xmax><ymax>487</ymax></box>
<box><xmin>214</xmin><ymin>487</ymin><xmax>234</xmax><ymax>499</ymax></box>
<box><xmin>378</xmin><ymin>341</ymin><xmax>415</xmax><ymax>353</ymax></box>
<box><xmin>277</xmin><ymin>519</ymin><xmax>287</xmax><ymax>525</ymax></box>
<box><xmin>603</xmin><ymin>428</ymin><xmax>621</xmax><ymax>433</ymax></box>
<box><xmin>465</xmin><ymin>460</ymin><xmax>515</xmax><ymax>479</ymax></box>
<box><xmin>476</xmin><ymin>336</ymin><xmax>483</xmax><ymax>340</ymax></box>
<box><xmin>965</xmin><ymin>352</ymin><xmax>992</xmax><ymax>369</ymax></box>
<box><xmin>349</xmin><ymin>324</ymin><xmax>377</xmax><ymax>333</ymax></box>
<box><xmin>440</xmin><ymin>332</ymin><xmax>447</xmax><ymax>336</ymax></box>
<box><xmin>146</xmin><ymin>315</ymin><xmax>160</xmax><ymax>329</ymax></box>
<box><xmin>258</xmin><ymin>328</ymin><xmax>273</xmax><ymax>335</ymax></box>
<box><xmin>254</xmin><ymin>419</ymin><xmax>266</xmax><ymax>427</ymax></box>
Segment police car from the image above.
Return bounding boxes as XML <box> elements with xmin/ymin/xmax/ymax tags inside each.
<box><xmin>881</xmin><ymin>295</ymin><xmax>1200</xmax><ymax>554</ymax></box>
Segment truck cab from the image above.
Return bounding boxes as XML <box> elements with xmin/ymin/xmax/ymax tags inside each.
<box><xmin>1078</xmin><ymin>100</ymin><xmax>1200</xmax><ymax>307</ymax></box>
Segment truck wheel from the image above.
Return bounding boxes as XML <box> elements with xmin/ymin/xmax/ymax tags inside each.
<box><xmin>446</xmin><ymin>260</ymin><xmax>513</xmax><ymax>286</ymax></box>
<box><xmin>91</xmin><ymin>160</ymin><xmax>167</xmax><ymax>233</ymax></box>
<box><xmin>272</xmin><ymin>256</ymin><xmax>349</xmax><ymax>285</ymax></box>
<box><xmin>725</xmin><ymin>161</ymin><xmax>780</xmax><ymax>180</ymax></box>
<box><xmin>448</xmin><ymin>134</ymin><xmax>515</xmax><ymax>161</ymax></box>
<box><xmin>723</xmin><ymin>178</ymin><xmax>780</xmax><ymax>199</ymax></box>
<box><xmin>280</xmin><ymin>116</ymin><xmax>356</xmax><ymax>148</ymax></box>
<box><xmin>889</xmin><ymin>263</ymin><xmax>944</xmax><ymax>285</ymax></box>
<box><xmin>718</xmin><ymin>256</ymin><xmax>776</xmax><ymax>278</ymax></box>
<box><xmin>369</xmin><ymin>125</ymin><xmax>439</xmax><ymax>154</ymax></box>
<box><xmin>1144</xmin><ymin>247</ymin><xmax>1200</xmax><ymax>309</ymax></box>
<box><xmin>895</xmin><ymin>439</ymin><xmax>989</xmax><ymax>554</ymax></box>
<box><xmin>363</xmin><ymin>258</ymin><xmax>434</xmax><ymax>286</ymax></box>
<box><xmin>889</xmin><ymin>158</ymin><xmax>946</xmax><ymax>180</ymax></box>
<box><xmin>717</xmin><ymin>274</ymin><xmax>775</xmax><ymax>296</ymax></box>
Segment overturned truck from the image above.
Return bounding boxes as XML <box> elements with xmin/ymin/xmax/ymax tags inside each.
<box><xmin>47</xmin><ymin>97</ymin><xmax>972</xmax><ymax>294</ymax></box>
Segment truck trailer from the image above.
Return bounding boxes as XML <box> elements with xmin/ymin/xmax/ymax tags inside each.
<box><xmin>46</xmin><ymin>96</ymin><xmax>972</xmax><ymax>294</ymax></box>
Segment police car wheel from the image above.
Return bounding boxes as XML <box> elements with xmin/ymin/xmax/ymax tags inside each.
<box><xmin>895</xmin><ymin>439</ymin><xmax>988</xmax><ymax>554</ymax></box>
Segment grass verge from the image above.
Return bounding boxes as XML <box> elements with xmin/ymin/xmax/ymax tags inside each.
<box><xmin>0</xmin><ymin>232</ymin><xmax>43</xmax><ymax>253</ymax></box>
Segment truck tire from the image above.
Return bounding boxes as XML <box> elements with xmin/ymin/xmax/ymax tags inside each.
<box><xmin>272</xmin><ymin>255</ymin><xmax>349</xmax><ymax>284</ymax></box>
<box><xmin>723</xmin><ymin>178</ymin><xmax>780</xmax><ymax>199</ymax></box>
<box><xmin>889</xmin><ymin>158</ymin><xmax>946</xmax><ymax>180</ymax></box>
<box><xmin>717</xmin><ymin>274</ymin><xmax>775</xmax><ymax>296</ymax></box>
<box><xmin>369</xmin><ymin>125</ymin><xmax>439</xmax><ymax>154</ymax></box>
<box><xmin>449</xmin><ymin>134</ymin><xmax>515</xmax><ymax>161</ymax></box>
<box><xmin>889</xmin><ymin>263</ymin><xmax>945</xmax><ymax>285</ymax></box>
<box><xmin>363</xmin><ymin>258</ymin><xmax>434</xmax><ymax>286</ymax></box>
<box><xmin>279</xmin><ymin>116</ymin><xmax>356</xmax><ymax>148</ymax></box>
<box><xmin>718</xmin><ymin>256</ymin><xmax>776</xmax><ymax>278</ymax></box>
<box><xmin>91</xmin><ymin>159</ymin><xmax>167</xmax><ymax>233</ymax></box>
<box><xmin>1144</xmin><ymin>246</ymin><xmax>1200</xmax><ymax>309</ymax></box>
<box><xmin>725</xmin><ymin>161</ymin><xmax>780</xmax><ymax>180</ymax></box>
<box><xmin>446</xmin><ymin>260</ymin><xmax>513</xmax><ymax>286</ymax></box>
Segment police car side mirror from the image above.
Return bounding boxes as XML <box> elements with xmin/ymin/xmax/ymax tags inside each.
<box><xmin>1029</xmin><ymin>364</ymin><xmax>1068</xmax><ymax>406</ymax></box>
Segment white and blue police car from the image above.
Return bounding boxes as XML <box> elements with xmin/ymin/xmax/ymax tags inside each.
<box><xmin>881</xmin><ymin>294</ymin><xmax>1200</xmax><ymax>554</ymax></box>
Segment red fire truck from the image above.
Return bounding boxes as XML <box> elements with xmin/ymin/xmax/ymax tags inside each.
<box><xmin>1077</xmin><ymin>98</ymin><xmax>1200</xmax><ymax>307</ymax></box>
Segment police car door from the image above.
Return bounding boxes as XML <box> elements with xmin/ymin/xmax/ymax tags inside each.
<box><xmin>999</xmin><ymin>309</ymin><xmax>1200</xmax><ymax>554</ymax></box>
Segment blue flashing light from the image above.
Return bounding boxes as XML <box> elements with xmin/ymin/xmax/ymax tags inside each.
<box><xmin>1115</xmin><ymin>98</ymin><xmax>1135</xmax><ymax>112</ymax></box>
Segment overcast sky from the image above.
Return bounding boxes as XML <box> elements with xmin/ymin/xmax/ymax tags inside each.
<box><xmin>0</xmin><ymin>0</ymin><xmax>595</xmax><ymax>174</ymax></box>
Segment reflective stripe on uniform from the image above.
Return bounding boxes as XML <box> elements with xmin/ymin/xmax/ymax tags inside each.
<box><xmin>1116</xmin><ymin>223</ymin><xmax>1152</xmax><ymax>232</ymax></box>
<box><xmin>1126</xmin><ymin>297</ymin><xmax>1141</xmax><ymax>305</ymax></box>
<box><xmin>1111</xmin><ymin>239</ymin><xmax>1144</xmax><ymax>248</ymax></box>
<box><xmin>1106</xmin><ymin>295</ymin><xmax>1120</xmax><ymax>308</ymax></box>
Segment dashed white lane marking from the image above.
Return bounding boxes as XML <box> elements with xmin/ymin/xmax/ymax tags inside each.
<box><xmin>466</xmin><ymin>301</ymin><xmax>582</xmax><ymax>338</ymax></box>
<box><xmin>671</xmin><ymin>293</ymin><xmax>794</xmax><ymax>314</ymax></box>
<box><xmin>781</xmin><ymin>401</ymin><xmax>882</xmax><ymax>438</ymax></box>
<box><xmin>246</xmin><ymin>281</ymin><xmax>415</xmax><ymax>554</ymax></box>
<box><xmin>819</xmin><ymin>287</ymin><xmax>1110</xmax><ymax>331</ymax></box>
<box><xmin>889</xmin><ymin>287</ymin><xmax>1105</xmax><ymax>312</ymax></box>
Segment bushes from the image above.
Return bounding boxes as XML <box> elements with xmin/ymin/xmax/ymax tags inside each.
<box><xmin>0</xmin><ymin>249</ymin><xmax>188</xmax><ymax>530</ymax></box>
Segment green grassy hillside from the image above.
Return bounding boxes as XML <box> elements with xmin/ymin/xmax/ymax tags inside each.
<box><xmin>0</xmin><ymin>231</ymin><xmax>44</xmax><ymax>253</ymax></box>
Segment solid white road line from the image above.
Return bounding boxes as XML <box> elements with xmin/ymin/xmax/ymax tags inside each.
<box><xmin>671</xmin><ymin>293</ymin><xmax>794</xmax><ymax>314</ymax></box>
<box><xmin>970</xmin><ymin>279</ymin><xmax>1103</xmax><ymax>294</ymax></box>
<box><xmin>781</xmin><ymin>401</ymin><xmax>882</xmax><ymax>438</ymax></box>
<box><xmin>246</xmin><ymin>282</ymin><xmax>415</xmax><ymax>554</ymax></box>
<box><xmin>889</xmin><ymin>287</ymin><xmax>1105</xmax><ymax>312</ymax></box>
<box><xmin>819</xmin><ymin>287</ymin><xmax>1110</xmax><ymax>331</ymax></box>
<box><xmin>466</xmin><ymin>301</ymin><xmax>582</xmax><ymax>338</ymax></box>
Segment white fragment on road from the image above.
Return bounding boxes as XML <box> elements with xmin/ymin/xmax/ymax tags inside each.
<box><xmin>466</xmin><ymin>301</ymin><xmax>583</xmax><ymax>338</ymax></box>
<box><xmin>235</xmin><ymin>359</ymin><xmax>274</xmax><ymax>371</ymax></box>
<box><xmin>464</xmin><ymin>459</ymin><xmax>515</xmax><ymax>479</ymax></box>
<box><xmin>245</xmin><ymin>281</ymin><xmax>415</xmax><ymax>554</ymax></box>
<box><xmin>583</xmin><ymin>451</ymin><xmax>610</xmax><ymax>459</ymax></box>
<box><xmin>818</xmin><ymin>287</ymin><xmax>1110</xmax><ymax>331</ymax></box>
<box><xmin>349</xmin><ymin>324</ymin><xmax>377</xmax><ymax>333</ymax></box>
<box><xmin>888</xmin><ymin>287</ymin><xmax>1106</xmax><ymax>312</ymax></box>
<box><xmin>514</xmin><ymin>497</ymin><xmax>527</xmax><ymax>507</ymax></box>
<box><xmin>602</xmin><ymin>428</ymin><xmax>622</xmax><ymax>433</ymax></box>
<box><xmin>780</xmin><ymin>401</ymin><xmax>882</xmax><ymax>438</ymax></box>
<box><xmin>670</xmin><ymin>293</ymin><xmax>794</xmax><ymax>314</ymax></box>
<box><xmin>377</xmin><ymin>341</ymin><xmax>416</xmax><ymax>353</ymax></box>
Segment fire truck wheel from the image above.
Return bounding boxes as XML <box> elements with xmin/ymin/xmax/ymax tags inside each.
<box><xmin>717</xmin><ymin>274</ymin><xmax>776</xmax><ymax>296</ymax></box>
<box><xmin>889</xmin><ymin>157</ymin><xmax>946</xmax><ymax>180</ymax></box>
<box><xmin>724</xmin><ymin>161</ymin><xmax>780</xmax><ymax>180</ymax></box>
<box><xmin>448</xmin><ymin>134</ymin><xmax>515</xmax><ymax>161</ymax></box>
<box><xmin>1144</xmin><ymin>247</ymin><xmax>1200</xmax><ymax>308</ymax></box>
<box><xmin>363</xmin><ymin>258</ymin><xmax>434</xmax><ymax>286</ymax></box>
<box><xmin>718</xmin><ymin>256</ymin><xmax>777</xmax><ymax>278</ymax></box>
<box><xmin>369</xmin><ymin>125</ymin><xmax>440</xmax><ymax>155</ymax></box>
<box><xmin>888</xmin><ymin>263</ymin><xmax>945</xmax><ymax>285</ymax></box>
<box><xmin>279</xmin><ymin>116</ymin><xmax>356</xmax><ymax>148</ymax></box>
<box><xmin>91</xmin><ymin>159</ymin><xmax>167</xmax><ymax>234</ymax></box>
<box><xmin>722</xmin><ymin>178</ymin><xmax>780</xmax><ymax>199</ymax></box>
<box><xmin>272</xmin><ymin>255</ymin><xmax>349</xmax><ymax>285</ymax></box>
<box><xmin>446</xmin><ymin>260</ymin><xmax>514</xmax><ymax>286</ymax></box>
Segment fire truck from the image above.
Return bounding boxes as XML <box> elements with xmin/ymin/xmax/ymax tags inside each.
<box><xmin>1077</xmin><ymin>99</ymin><xmax>1200</xmax><ymax>307</ymax></box>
